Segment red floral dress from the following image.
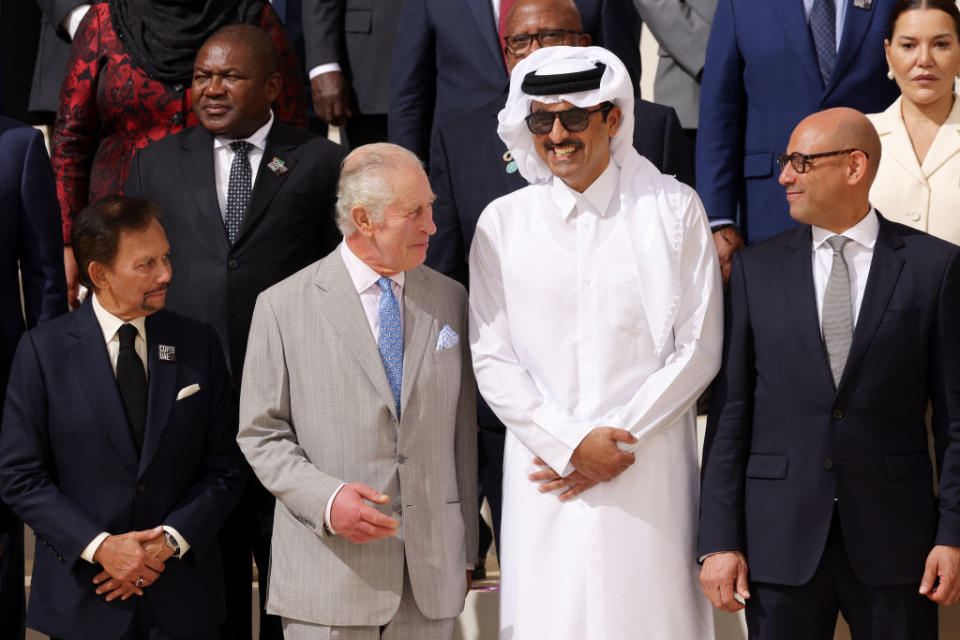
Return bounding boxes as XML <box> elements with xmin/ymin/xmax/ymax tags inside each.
<box><xmin>53</xmin><ymin>3</ymin><xmax>307</xmax><ymax>243</ymax></box>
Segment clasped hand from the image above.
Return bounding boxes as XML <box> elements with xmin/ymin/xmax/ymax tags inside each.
<box><xmin>92</xmin><ymin>526</ymin><xmax>169</xmax><ymax>601</ymax></box>
<box><xmin>528</xmin><ymin>427</ymin><xmax>637</xmax><ymax>499</ymax></box>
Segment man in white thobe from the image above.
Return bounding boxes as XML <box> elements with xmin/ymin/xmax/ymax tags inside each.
<box><xmin>468</xmin><ymin>46</ymin><xmax>722</xmax><ymax>639</ymax></box>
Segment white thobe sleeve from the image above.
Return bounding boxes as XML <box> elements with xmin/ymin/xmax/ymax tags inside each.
<box><xmin>608</xmin><ymin>195</ymin><xmax>723</xmax><ymax>446</ymax></box>
<box><xmin>469</xmin><ymin>212</ymin><xmax>597</xmax><ymax>474</ymax></box>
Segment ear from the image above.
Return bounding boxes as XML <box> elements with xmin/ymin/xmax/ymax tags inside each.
<box><xmin>847</xmin><ymin>150</ymin><xmax>869</xmax><ymax>185</ymax></box>
<box><xmin>351</xmin><ymin>205</ymin><xmax>375</xmax><ymax>236</ymax></box>
<box><xmin>265</xmin><ymin>72</ymin><xmax>282</xmax><ymax>103</ymax></box>
<box><xmin>883</xmin><ymin>39</ymin><xmax>894</xmax><ymax>79</ymax></box>
<box><xmin>87</xmin><ymin>261</ymin><xmax>109</xmax><ymax>291</ymax></box>
<box><xmin>605</xmin><ymin>105</ymin><xmax>622</xmax><ymax>138</ymax></box>
<box><xmin>578</xmin><ymin>33</ymin><xmax>592</xmax><ymax>47</ymax></box>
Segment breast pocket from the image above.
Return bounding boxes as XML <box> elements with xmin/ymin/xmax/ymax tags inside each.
<box><xmin>607</xmin><ymin>266</ymin><xmax>645</xmax><ymax>333</ymax></box>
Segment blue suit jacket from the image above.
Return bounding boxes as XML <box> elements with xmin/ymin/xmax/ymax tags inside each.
<box><xmin>388</xmin><ymin>0</ymin><xmax>643</xmax><ymax>161</ymax></box>
<box><xmin>696</xmin><ymin>0</ymin><xmax>899</xmax><ymax>243</ymax></box>
<box><xmin>0</xmin><ymin>302</ymin><xmax>246</xmax><ymax>639</ymax></box>
<box><xmin>699</xmin><ymin>217</ymin><xmax>960</xmax><ymax>587</ymax></box>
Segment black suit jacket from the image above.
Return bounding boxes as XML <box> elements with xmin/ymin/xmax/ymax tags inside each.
<box><xmin>699</xmin><ymin>216</ymin><xmax>960</xmax><ymax>587</ymax></box>
<box><xmin>388</xmin><ymin>0</ymin><xmax>643</xmax><ymax>161</ymax></box>
<box><xmin>0</xmin><ymin>303</ymin><xmax>245</xmax><ymax>639</ymax></box>
<box><xmin>124</xmin><ymin>122</ymin><xmax>343</xmax><ymax>383</ymax></box>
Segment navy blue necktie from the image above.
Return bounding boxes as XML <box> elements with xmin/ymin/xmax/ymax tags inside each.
<box><xmin>376</xmin><ymin>277</ymin><xmax>403</xmax><ymax>416</ymax></box>
<box><xmin>225</xmin><ymin>141</ymin><xmax>253</xmax><ymax>244</ymax></box>
<box><xmin>810</xmin><ymin>0</ymin><xmax>837</xmax><ymax>86</ymax></box>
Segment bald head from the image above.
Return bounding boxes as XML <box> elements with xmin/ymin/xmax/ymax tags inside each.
<box><xmin>503</xmin><ymin>0</ymin><xmax>589</xmax><ymax>72</ymax></box>
<box><xmin>780</xmin><ymin>108</ymin><xmax>880</xmax><ymax>232</ymax></box>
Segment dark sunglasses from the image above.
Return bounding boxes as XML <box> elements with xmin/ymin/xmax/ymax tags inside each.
<box><xmin>524</xmin><ymin>105</ymin><xmax>613</xmax><ymax>135</ymax></box>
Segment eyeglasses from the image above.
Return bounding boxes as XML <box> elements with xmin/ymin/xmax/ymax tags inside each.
<box><xmin>524</xmin><ymin>105</ymin><xmax>613</xmax><ymax>135</ymax></box>
<box><xmin>776</xmin><ymin>149</ymin><xmax>868</xmax><ymax>173</ymax></box>
<box><xmin>503</xmin><ymin>30</ymin><xmax>583</xmax><ymax>56</ymax></box>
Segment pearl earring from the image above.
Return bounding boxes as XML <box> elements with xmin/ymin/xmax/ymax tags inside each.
<box><xmin>887</xmin><ymin>69</ymin><xmax>894</xmax><ymax>80</ymax></box>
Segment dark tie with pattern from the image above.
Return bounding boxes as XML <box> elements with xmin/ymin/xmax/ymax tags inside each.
<box><xmin>225</xmin><ymin>140</ymin><xmax>253</xmax><ymax>244</ymax></box>
<box><xmin>117</xmin><ymin>323</ymin><xmax>147</xmax><ymax>452</ymax></box>
<box><xmin>822</xmin><ymin>235</ymin><xmax>852</xmax><ymax>387</ymax></box>
<box><xmin>810</xmin><ymin>0</ymin><xmax>836</xmax><ymax>86</ymax></box>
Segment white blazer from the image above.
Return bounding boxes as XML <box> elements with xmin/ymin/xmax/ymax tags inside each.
<box><xmin>867</xmin><ymin>95</ymin><xmax>960</xmax><ymax>245</ymax></box>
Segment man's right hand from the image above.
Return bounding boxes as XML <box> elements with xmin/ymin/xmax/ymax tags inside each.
<box><xmin>712</xmin><ymin>227</ymin><xmax>745</xmax><ymax>287</ymax></box>
<box><xmin>700</xmin><ymin>551</ymin><xmax>750</xmax><ymax>612</ymax></box>
<box><xmin>330</xmin><ymin>482</ymin><xmax>399</xmax><ymax>544</ymax></box>
<box><xmin>311</xmin><ymin>71</ymin><xmax>352</xmax><ymax>126</ymax></box>
<box><xmin>569</xmin><ymin>427</ymin><xmax>637</xmax><ymax>482</ymax></box>
<box><xmin>64</xmin><ymin>246</ymin><xmax>80</xmax><ymax>309</ymax></box>
<box><xmin>92</xmin><ymin>528</ymin><xmax>166</xmax><ymax>588</ymax></box>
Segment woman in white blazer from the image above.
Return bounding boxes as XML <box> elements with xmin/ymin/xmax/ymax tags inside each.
<box><xmin>868</xmin><ymin>0</ymin><xmax>960</xmax><ymax>244</ymax></box>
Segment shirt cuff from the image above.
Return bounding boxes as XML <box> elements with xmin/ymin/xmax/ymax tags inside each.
<box><xmin>62</xmin><ymin>5</ymin><xmax>91</xmax><ymax>40</ymax></box>
<box><xmin>309</xmin><ymin>63</ymin><xmax>342</xmax><ymax>79</ymax></box>
<box><xmin>710</xmin><ymin>219</ymin><xmax>737</xmax><ymax>230</ymax></box>
<box><xmin>81</xmin><ymin>531</ymin><xmax>110</xmax><ymax>563</ymax></box>
<box><xmin>162</xmin><ymin>525</ymin><xmax>190</xmax><ymax>558</ymax></box>
<box><xmin>324</xmin><ymin>482</ymin><xmax>347</xmax><ymax>535</ymax></box>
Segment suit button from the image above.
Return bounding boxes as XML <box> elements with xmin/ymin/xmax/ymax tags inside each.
<box><xmin>910</xmin><ymin>212</ymin><xmax>922</xmax><ymax>221</ymax></box>
<box><xmin>136</xmin><ymin>483</ymin><xmax>147</xmax><ymax>494</ymax></box>
<box><xmin>171</xmin><ymin>112</ymin><xmax>184</xmax><ymax>125</ymax></box>
<box><xmin>228</xmin><ymin>259</ymin><xmax>239</xmax><ymax>270</ymax></box>
<box><xmin>393</xmin><ymin>503</ymin><xmax>402</xmax><ymax>514</ymax></box>
<box><xmin>824</xmin><ymin>459</ymin><xmax>834</xmax><ymax>470</ymax></box>
<box><xmin>398</xmin><ymin>455</ymin><xmax>407</xmax><ymax>464</ymax></box>
<box><xmin>831</xmin><ymin>409</ymin><xmax>843</xmax><ymax>420</ymax></box>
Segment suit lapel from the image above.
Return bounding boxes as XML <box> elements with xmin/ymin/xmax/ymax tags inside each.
<box><xmin>785</xmin><ymin>226</ymin><xmax>836</xmax><ymax>392</ymax></box>
<box><xmin>67</xmin><ymin>302</ymin><xmax>139</xmax><ymax>471</ymax></box>
<box><xmin>466</xmin><ymin>0</ymin><xmax>506</xmax><ymax>74</ymax></box>
<box><xmin>399</xmin><ymin>267</ymin><xmax>437</xmax><ymax>418</ymax></box>
<box><xmin>767</xmin><ymin>0</ymin><xmax>822</xmax><ymax>89</ymax></box>
<box><xmin>837</xmin><ymin>217</ymin><xmax>905</xmax><ymax>392</ymax></box>
<box><xmin>235</xmin><ymin>123</ymin><xmax>299</xmax><ymax>246</ymax></box>
<box><xmin>920</xmin><ymin>99</ymin><xmax>960</xmax><ymax>178</ymax></box>
<box><xmin>138</xmin><ymin>313</ymin><xmax>179</xmax><ymax>476</ymax></box>
<box><xmin>180</xmin><ymin>127</ymin><xmax>230</xmax><ymax>248</ymax></box>
<box><xmin>827</xmin><ymin>0</ymin><xmax>877</xmax><ymax>98</ymax></box>
<box><xmin>873</xmin><ymin>99</ymin><xmax>926</xmax><ymax>185</ymax></box>
<box><xmin>315</xmin><ymin>252</ymin><xmax>400</xmax><ymax>420</ymax></box>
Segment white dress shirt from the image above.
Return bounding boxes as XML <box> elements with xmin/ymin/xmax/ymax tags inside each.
<box><xmin>322</xmin><ymin>241</ymin><xmax>406</xmax><ymax>533</ymax></box>
<box><xmin>80</xmin><ymin>295</ymin><xmax>189</xmax><ymax>563</ymax></box>
<box><xmin>811</xmin><ymin>208</ymin><xmax>878</xmax><ymax>329</ymax></box>
<box><xmin>212</xmin><ymin>112</ymin><xmax>273</xmax><ymax>220</ymax></box>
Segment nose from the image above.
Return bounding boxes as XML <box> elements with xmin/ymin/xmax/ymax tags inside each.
<box><xmin>778</xmin><ymin>161</ymin><xmax>795</xmax><ymax>186</ymax></box>
<box><xmin>549</xmin><ymin>113</ymin><xmax>568</xmax><ymax>141</ymax></box>
<box><xmin>204</xmin><ymin>76</ymin><xmax>224</xmax><ymax>95</ymax></box>
<box><xmin>423</xmin><ymin>205</ymin><xmax>437</xmax><ymax>236</ymax></box>
<box><xmin>158</xmin><ymin>259</ymin><xmax>173</xmax><ymax>284</ymax></box>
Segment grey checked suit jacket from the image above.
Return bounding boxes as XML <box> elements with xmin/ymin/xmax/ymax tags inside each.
<box><xmin>237</xmin><ymin>249</ymin><xmax>478</xmax><ymax>625</ymax></box>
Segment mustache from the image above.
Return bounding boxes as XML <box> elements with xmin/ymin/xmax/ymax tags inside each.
<box><xmin>145</xmin><ymin>285</ymin><xmax>169</xmax><ymax>296</ymax></box>
<box><xmin>544</xmin><ymin>139</ymin><xmax>583</xmax><ymax>152</ymax></box>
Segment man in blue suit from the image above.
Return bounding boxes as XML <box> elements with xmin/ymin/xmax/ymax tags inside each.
<box><xmin>0</xmin><ymin>114</ymin><xmax>67</xmax><ymax>640</ymax></box>
<box><xmin>388</xmin><ymin>0</ymin><xmax>642</xmax><ymax>164</ymax></box>
<box><xmin>699</xmin><ymin>108</ymin><xmax>960</xmax><ymax>639</ymax></box>
<box><xmin>0</xmin><ymin>195</ymin><xmax>245</xmax><ymax>639</ymax></box>
<box><xmin>697</xmin><ymin>0</ymin><xmax>898</xmax><ymax>282</ymax></box>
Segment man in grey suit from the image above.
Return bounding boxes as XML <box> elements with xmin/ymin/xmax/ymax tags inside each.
<box><xmin>237</xmin><ymin>142</ymin><xmax>478</xmax><ymax>639</ymax></box>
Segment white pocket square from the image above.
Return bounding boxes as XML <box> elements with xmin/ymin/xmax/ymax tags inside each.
<box><xmin>435</xmin><ymin>324</ymin><xmax>459</xmax><ymax>350</ymax></box>
<box><xmin>176</xmin><ymin>384</ymin><xmax>201</xmax><ymax>400</ymax></box>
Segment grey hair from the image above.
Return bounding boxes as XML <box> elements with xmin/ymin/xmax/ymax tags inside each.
<box><xmin>335</xmin><ymin>143</ymin><xmax>425</xmax><ymax>236</ymax></box>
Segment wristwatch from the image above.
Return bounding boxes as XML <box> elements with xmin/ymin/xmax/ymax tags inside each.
<box><xmin>163</xmin><ymin>530</ymin><xmax>181</xmax><ymax>558</ymax></box>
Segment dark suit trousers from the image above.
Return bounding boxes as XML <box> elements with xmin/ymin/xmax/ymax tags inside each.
<box><xmin>746</xmin><ymin>508</ymin><xmax>937</xmax><ymax>640</ymax></box>
<box><xmin>53</xmin><ymin>598</ymin><xmax>218</xmax><ymax>639</ymax></box>
<box><xmin>0</xmin><ymin>522</ymin><xmax>25</xmax><ymax>640</ymax></box>
<box><xmin>343</xmin><ymin>114</ymin><xmax>388</xmax><ymax>151</ymax></box>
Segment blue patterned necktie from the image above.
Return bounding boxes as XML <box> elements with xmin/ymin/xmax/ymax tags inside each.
<box><xmin>225</xmin><ymin>140</ymin><xmax>253</xmax><ymax>244</ymax></box>
<box><xmin>810</xmin><ymin>0</ymin><xmax>836</xmax><ymax>86</ymax></box>
<box><xmin>376</xmin><ymin>276</ymin><xmax>403</xmax><ymax>416</ymax></box>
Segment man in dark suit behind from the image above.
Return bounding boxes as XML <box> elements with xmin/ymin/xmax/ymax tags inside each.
<box><xmin>0</xmin><ymin>195</ymin><xmax>245</xmax><ymax>639</ymax></box>
<box><xmin>699</xmin><ymin>108</ymin><xmax>960</xmax><ymax>639</ymax></box>
<box><xmin>426</xmin><ymin>0</ymin><xmax>689</xmax><ymax>559</ymax></box>
<box><xmin>0</xmin><ymin>114</ymin><xmax>68</xmax><ymax>640</ymax></box>
<box><xmin>124</xmin><ymin>24</ymin><xmax>343</xmax><ymax>640</ymax></box>
<box><xmin>388</xmin><ymin>0</ymin><xmax>642</xmax><ymax>164</ymax></box>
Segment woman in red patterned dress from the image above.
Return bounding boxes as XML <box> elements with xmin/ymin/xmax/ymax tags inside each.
<box><xmin>53</xmin><ymin>0</ymin><xmax>307</xmax><ymax>305</ymax></box>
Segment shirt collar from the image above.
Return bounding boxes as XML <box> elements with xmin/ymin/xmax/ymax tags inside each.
<box><xmin>92</xmin><ymin>293</ymin><xmax>147</xmax><ymax>345</ymax></box>
<box><xmin>548</xmin><ymin>158</ymin><xmax>620</xmax><ymax>221</ymax></box>
<box><xmin>811</xmin><ymin>208</ymin><xmax>880</xmax><ymax>251</ymax></box>
<box><xmin>339</xmin><ymin>240</ymin><xmax>405</xmax><ymax>295</ymax></box>
<box><xmin>212</xmin><ymin>111</ymin><xmax>274</xmax><ymax>152</ymax></box>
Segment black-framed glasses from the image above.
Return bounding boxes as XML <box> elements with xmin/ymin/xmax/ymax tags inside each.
<box><xmin>776</xmin><ymin>149</ymin><xmax>868</xmax><ymax>173</ymax></box>
<box><xmin>524</xmin><ymin>105</ymin><xmax>613</xmax><ymax>134</ymax></box>
<box><xmin>503</xmin><ymin>29</ymin><xmax>582</xmax><ymax>55</ymax></box>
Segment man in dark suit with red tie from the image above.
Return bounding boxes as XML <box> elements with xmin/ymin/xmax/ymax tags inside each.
<box><xmin>0</xmin><ymin>195</ymin><xmax>245</xmax><ymax>640</ymax></box>
<box><xmin>699</xmin><ymin>108</ymin><xmax>960</xmax><ymax>639</ymax></box>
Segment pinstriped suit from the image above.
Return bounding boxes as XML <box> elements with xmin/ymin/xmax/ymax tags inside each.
<box><xmin>237</xmin><ymin>249</ymin><xmax>478</xmax><ymax>629</ymax></box>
